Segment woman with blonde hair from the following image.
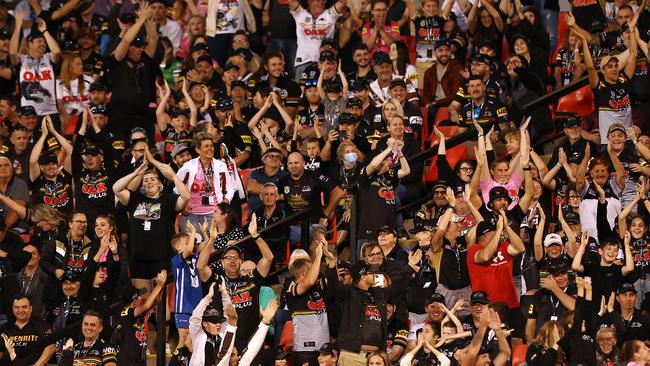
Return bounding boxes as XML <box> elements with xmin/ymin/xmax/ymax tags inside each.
<box><xmin>366</xmin><ymin>351</ymin><xmax>392</xmax><ymax>366</ymax></box>
<box><xmin>525</xmin><ymin>321</ymin><xmax>564</xmax><ymax>366</ymax></box>
<box><xmin>56</xmin><ymin>55</ymin><xmax>93</xmax><ymax>133</ymax></box>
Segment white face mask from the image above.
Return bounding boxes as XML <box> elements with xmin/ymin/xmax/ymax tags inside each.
<box><xmin>343</xmin><ymin>152</ymin><xmax>358</xmax><ymax>164</ymax></box>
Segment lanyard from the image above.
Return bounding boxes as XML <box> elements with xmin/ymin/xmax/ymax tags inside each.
<box><xmin>200</xmin><ymin>160</ymin><xmax>214</xmax><ymax>193</ymax></box>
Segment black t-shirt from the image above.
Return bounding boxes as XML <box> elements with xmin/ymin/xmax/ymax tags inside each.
<box><xmin>527</xmin><ymin>284</ymin><xmax>577</xmax><ymax>333</ymax></box>
<box><xmin>257</xmin><ymin>76</ymin><xmax>301</xmax><ymax>108</ymax></box>
<box><xmin>29</xmin><ymin>170</ymin><xmax>74</xmax><ymax>215</ymax></box>
<box><xmin>296</xmin><ymin>104</ymin><xmax>325</xmax><ymax>128</ymax></box>
<box><xmin>453</xmin><ymin>77</ymin><xmax>503</xmax><ymax>105</ymax></box>
<box><xmin>439</xmin><ymin>244</ymin><xmax>471</xmax><ymax>290</ymax></box>
<box><xmin>169</xmin><ymin>346</ymin><xmax>192</xmax><ymax>366</ymax></box>
<box><xmin>583</xmin><ymin>261</ymin><xmax>624</xmax><ymax>304</ymax></box>
<box><xmin>0</xmin><ymin>55</ymin><xmax>16</xmax><ymax>96</ymax></box>
<box><xmin>267</xmin><ymin>0</ymin><xmax>297</xmax><ymax>39</ymax></box>
<box><xmin>116</xmin><ymin>306</ymin><xmax>150</xmax><ymax>366</ymax></box>
<box><xmin>0</xmin><ymin>320</ymin><xmax>51</xmax><ymax>364</ymax></box>
<box><xmin>402</xmin><ymin>101</ymin><xmax>424</xmax><ymax>138</ymax></box>
<box><xmin>74</xmin><ymin>168</ymin><xmax>115</xmax><ymax>224</ymax></box>
<box><xmin>593</xmin><ymin>73</ymin><xmax>631</xmax><ymax>112</ymax></box>
<box><xmin>277</xmin><ymin>170</ymin><xmax>337</xmax><ymax>220</ymax></box>
<box><xmin>210</xmin><ymin>270</ymin><xmax>263</xmax><ymax>351</ymax></box>
<box><xmin>104</xmin><ymin>54</ymin><xmax>159</xmax><ymax>114</ymax></box>
<box><xmin>82</xmin><ymin>51</ymin><xmax>106</xmax><ymax>80</ymax></box>
<box><xmin>361</xmin><ymin>295</ymin><xmax>383</xmax><ymax>347</ymax></box>
<box><xmin>127</xmin><ymin>190</ymin><xmax>179</xmax><ymax>262</ymax></box>
<box><xmin>357</xmin><ymin>167</ymin><xmax>400</xmax><ymax>238</ymax></box>
<box><xmin>162</xmin><ymin>127</ymin><xmax>193</xmax><ymax>163</ymax></box>
<box><xmin>386</xmin><ymin>318</ymin><xmax>409</xmax><ymax>354</ymax></box>
<box><xmin>571</xmin><ymin>0</ymin><xmax>606</xmax><ymax>32</ymax></box>
<box><xmin>458</xmin><ymin>97</ymin><xmax>510</xmax><ymax>132</ymax></box>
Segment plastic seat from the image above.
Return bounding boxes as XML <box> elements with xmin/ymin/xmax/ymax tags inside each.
<box><xmin>424</xmin><ymin>145</ymin><xmax>466</xmax><ymax>183</ymax></box>
<box><xmin>556</xmin><ymin>85</ymin><xmax>594</xmax><ymax>117</ymax></box>
<box><xmin>512</xmin><ymin>344</ymin><xmax>528</xmax><ymax>366</ymax></box>
<box><xmin>421</xmin><ymin>106</ymin><xmax>430</xmax><ymax>144</ymax></box>
<box><xmin>434</xmin><ymin>107</ymin><xmax>449</xmax><ymax>124</ymax></box>
<box><xmin>429</xmin><ymin>124</ymin><xmax>459</xmax><ymax>147</ymax></box>
<box><xmin>279</xmin><ymin>320</ymin><xmax>294</xmax><ymax>348</ymax></box>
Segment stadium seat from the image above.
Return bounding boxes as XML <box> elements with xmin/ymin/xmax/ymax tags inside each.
<box><xmin>556</xmin><ymin>85</ymin><xmax>594</xmax><ymax>117</ymax></box>
<box><xmin>424</xmin><ymin>145</ymin><xmax>466</xmax><ymax>183</ymax></box>
<box><xmin>512</xmin><ymin>344</ymin><xmax>528</xmax><ymax>366</ymax></box>
<box><xmin>279</xmin><ymin>320</ymin><xmax>294</xmax><ymax>348</ymax></box>
<box><xmin>434</xmin><ymin>107</ymin><xmax>449</xmax><ymax>124</ymax></box>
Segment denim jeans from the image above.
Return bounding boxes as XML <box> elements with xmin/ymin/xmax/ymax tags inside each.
<box><xmin>267</xmin><ymin>38</ymin><xmax>298</xmax><ymax>78</ymax></box>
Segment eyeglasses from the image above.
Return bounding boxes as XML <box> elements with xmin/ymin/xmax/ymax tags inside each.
<box><xmin>460</xmin><ymin>167</ymin><xmax>474</xmax><ymax>172</ymax></box>
<box><xmin>72</xmin><ymin>220</ymin><xmax>88</xmax><ymax>225</ymax></box>
<box><xmin>222</xmin><ymin>255</ymin><xmax>240</xmax><ymax>261</ymax></box>
<box><xmin>132</xmin><ymin>149</ymin><xmax>145</xmax><ymax>153</ymax></box>
<box><xmin>434</xmin><ymin>190</ymin><xmax>446</xmax><ymax>195</ymax></box>
<box><xmin>367</xmin><ymin>251</ymin><xmax>383</xmax><ymax>258</ymax></box>
<box><xmin>569</xmin><ymin>195</ymin><xmax>580</xmax><ymax>199</ymax></box>
<box><xmin>265</xmin><ymin>154</ymin><xmax>282</xmax><ymax>160</ymax></box>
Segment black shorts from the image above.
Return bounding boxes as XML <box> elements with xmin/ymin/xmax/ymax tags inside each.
<box><xmin>130</xmin><ymin>259</ymin><xmax>170</xmax><ymax>280</ymax></box>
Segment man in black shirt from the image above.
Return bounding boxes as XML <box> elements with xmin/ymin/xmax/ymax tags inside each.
<box><xmin>347</xmin><ymin>43</ymin><xmax>378</xmax><ymax>86</ymax></box>
<box><xmin>257</xmin><ymin>52</ymin><xmax>301</xmax><ymax>115</ymax></box>
<box><xmin>278</xmin><ymin>152</ymin><xmax>344</xmax><ymax>244</ymax></box>
<box><xmin>454</xmin><ymin>76</ymin><xmax>511</xmax><ymax>135</ymax></box>
<box><xmin>389</xmin><ymin>78</ymin><xmax>423</xmax><ymax>139</ymax></box>
<box><xmin>0</xmin><ymin>294</ymin><xmax>55</xmax><ymax>365</ymax></box>
<box><xmin>105</xmin><ymin>2</ymin><xmax>160</xmax><ymax>140</ymax></box>
<box><xmin>609</xmin><ymin>283</ymin><xmax>650</xmax><ymax>343</ymax></box>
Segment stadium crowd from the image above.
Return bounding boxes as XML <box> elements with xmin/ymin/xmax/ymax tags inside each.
<box><xmin>0</xmin><ymin>0</ymin><xmax>647</xmax><ymax>363</ymax></box>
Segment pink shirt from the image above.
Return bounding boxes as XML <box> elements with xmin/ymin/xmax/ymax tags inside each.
<box><xmin>480</xmin><ymin>172</ymin><xmax>524</xmax><ymax>210</ymax></box>
<box><xmin>188</xmin><ymin>165</ymin><xmax>216</xmax><ymax>215</ymax></box>
<box><xmin>361</xmin><ymin>20</ymin><xmax>400</xmax><ymax>56</ymax></box>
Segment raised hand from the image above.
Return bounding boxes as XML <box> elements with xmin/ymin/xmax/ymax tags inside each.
<box><xmin>207</xmin><ymin>282</ymin><xmax>216</xmax><ymax>298</ymax></box>
<box><xmin>261</xmin><ymin>298</ymin><xmax>279</xmax><ymax>324</ymax></box>
<box><xmin>35</xmin><ymin>18</ymin><xmax>47</xmax><ymax>32</ymax></box>
<box><xmin>155</xmin><ymin>270</ymin><xmax>167</xmax><ymax>287</ymax></box>
<box><xmin>2</xmin><ymin>333</ymin><xmax>16</xmax><ymax>360</ymax></box>
<box><xmin>558</xmin><ymin>147</ymin><xmax>567</xmax><ymax>165</ymax></box>
<box><xmin>607</xmin><ymin>291</ymin><xmax>615</xmax><ymax>313</ymax></box>
<box><xmin>408</xmin><ymin>249</ymin><xmax>422</xmax><ymax>268</ymax></box>
<box><xmin>581</xmin><ymin>232</ymin><xmax>589</xmax><ymax>247</ymax></box>
<box><xmin>225</xmin><ymin>303</ymin><xmax>238</xmax><ymax>326</ymax></box>
<box><xmin>248</xmin><ymin>213</ymin><xmax>258</xmax><ymax>237</ymax></box>
<box><xmin>446</xmin><ymin>186</ymin><xmax>456</xmax><ymax>207</ymax></box>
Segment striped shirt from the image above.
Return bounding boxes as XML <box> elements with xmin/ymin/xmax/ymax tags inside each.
<box><xmin>286</xmin><ymin>278</ymin><xmax>330</xmax><ymax>352</ymax></box>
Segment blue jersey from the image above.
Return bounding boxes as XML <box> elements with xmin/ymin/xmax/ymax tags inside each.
<box><xmin>171</xmin><ymin>253</ymin><xmax>203</xmax><ymax>314</ymax></box>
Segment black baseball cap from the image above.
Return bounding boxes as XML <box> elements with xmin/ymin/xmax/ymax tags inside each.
<box><xmin>476</xmin><ymin>39</ymin><xmax>496</xmax><ymax>51</ymax></box>
<box><xmin>222</xmin><ymin>62</ymin><xmax>239</xmax><ymax>72</ymax></box>
<box><xmin>347</xmin><ymin>97</ymin><xmax>363</xmax><ymax>108</ymax></box>
<box><xmin>222</xmin><ymin>245</ymin><xmax>244</xmax><ymax>258</ymax></box>
<box><xmin>548</xmin><ymin>262</ymin><xmax>568</xmax><ymax>276</ymax></box>
<box><xmin>476</xmin><ymin>220</ymin><xmax>496</xmax><ymax>237</ymax></box>
<box><xmin>120</xmin><ymin>283</ymin><xmax>147</xmax><ymax>304</ymax></box>
<box><xmin>202</xmin><ymin>305</ymin><xmax>226</xmax><ymax>323</ymax></box>
<box><xmin>318</xmin><ymin>343</ymin><xmax>340</xmax><ymax>357</ymax></box>
<box><xmin>0</xmin><ymin>28</ymin><xmax>10</xmax><ymax>40</ymax></box>
<box><xmin>338</xmin><ymin>112</ymin><xmax>357</xmax><ymax>125</ymax></box>
<box><xmin>38</xmin><ymin>152</ymin><xmax>58</xmax><ymax>165</ymax></box>
<box><xmin>89</xmin><ymin>81</ymin><xmax>108</xmax><ymax>92</ymax></box>
<box><xmin>82</xmin><ymin>144</ymin><xmax>103</xmax><ymax>156</ymax></box>
<box><xmin>471</xmin><ymin>54</ymin><xmax>491</xmax><ymax>65</ymax></box>
<box><xmin>488</xmin><ymin>186</ymin><xmax>511</xmax><ymax>205</ymax></box>
<box><xmin>62</xmin><ymin>270</ymin><xmax>81</xmax><ymax>282</ymax></box>
<box><xmin>320</xmin><ymin>50</ymin><xmax>337</xmax><ymax>62</ymax></box>
<box><xmin>470</xmin><ymin>291</ymin><xmax>490</xmax><ymax>305</ymax></box>
<box><xmin>131</xmin><ymin>36</ymin><xmax>148</xmax><ymax>47</ymax></box>
<box><xmin>562</xmin><ymin>114</ymin><xmax>582</xmax><ymax>128</ymax></box>
<box><xmin>195</xmin><ymin>55</ymin><xmax>213</xmax><ymax>65</ymax></box>
<box><xmin>350</xmin><ymin>261</ymin><xmax>372</xmax><ymax>281</ymax></box>
<box><xmin>426</xmin><ymin>293</ymin><xmax>446</xmax><ymax>305</ymax></box>
<box><xmin>389</xmin><ymin>78</ymin><xmax>407</xmax><ymax>90</ymax></box>
<box><xmin>192</xmin><ymin>43</ymin><xmax>210</xmax><ymax>52</ymax></box>
<box><xmin>564</xmin><ymin>211</ymin><xmax>581</xmax><ymax>224</ymax></box>
<box><xmin>434</xmin><ymin>39</ymin><xmax>452</xmax><ymax>49</ymax></box>
<box><xmin>376</xmin><ymin>225</ymin><xmax>397</xmax><ymax>237</ymax></box>
<box><xmin>18</xmin><ymin>106</ymin><xmax>37</xmax><ymax>116</ymax></box>
<box><xmin>231</xmin><ymin>80</ymin><xmax>249</xmax><ymax>91</ymax></box>
<box><xmin>409</xmin><ymin>220</ymin><xmax>435</xmax><ymax>234</ymax></box>
<box><xmin>433</xmin><ymin>181</ymin><xmax>448</xmax><ymax>191</ymax></box>
<box><xmin>324</xmin><ymin>81</ymin><xmax>342</xmax><ymax>93</ymax></box>
<box><xmin>233</xmin><ymin>47</ymin><xmax>252</xmax><ymax>62</ymax></box>
<box><xmin>618</xmin><ymin>282</ymin><xmax>636</xmax><ymax>294</ymax></box>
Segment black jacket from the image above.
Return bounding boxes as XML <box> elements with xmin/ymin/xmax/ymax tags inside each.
<box><xmin>326</xmin><ymin>264</ymin><xmax>412</xmax><ymax>352</ymax></box>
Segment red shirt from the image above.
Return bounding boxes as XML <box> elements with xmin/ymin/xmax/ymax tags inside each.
<box><xmin>467</xmin><ymin>241</ymin><xmax>519</xmax><ymax>308</ymax></box>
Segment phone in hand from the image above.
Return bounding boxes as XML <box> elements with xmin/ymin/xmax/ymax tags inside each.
<box><xmin>374</xmin><ymin>274</ymin><xmax>385</xmax><ymax>287</ymax></box>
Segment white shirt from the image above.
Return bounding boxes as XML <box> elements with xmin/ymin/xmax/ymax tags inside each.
<box><xmin>291</xmin><ymin>5</ymin><xmax>340</xmax><ymax>66</ymax></box>
<box><xmin>160</xmin><ymin>19</ymin><xmax>183</xmax><ymax>51</ymax></box>
<box><xmin>19</xmin><ymin>53</ymin><xmax>58</xmax><ymax>115</ymax></box>
<box><xmin>369</xmin><ymin>75</ymin><xmax>417</xmax><ymax>107</ymax></box>
<box><xmin>56</xmin><ymin>75</ymin><xmax>93</xmax><ymax>116</ymax></box>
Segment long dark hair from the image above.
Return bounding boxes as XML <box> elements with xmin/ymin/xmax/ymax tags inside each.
<box><xmin>393</xmin><ymin>41</ymin><xmax>410</xmax><ymax>76</ymax></box>
<box><xmin>216</xmin><ymin>202</ymin><xmax>240</xmax><ymax>233</ymax></box>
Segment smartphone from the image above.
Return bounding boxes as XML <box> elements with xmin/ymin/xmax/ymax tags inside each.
<box><xmin>339</xmin><ymin>130</ymin><xmax>348</xmax><ymax>139</ymax></box>
<box><xmin>374</xmin><ymin>274</ymin><xmax>385</xmax><ymax>287</ymax></box>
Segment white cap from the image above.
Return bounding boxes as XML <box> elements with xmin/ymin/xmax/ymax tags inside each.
<box><xmin>544</xmin><ymin>233</ymin><xmax>563</xmax><ymax>247</ymax></box>
<box><xmin>288</xmin><ymin>249</ymin><xmax>310</xmax><ymax>269</ymax></box>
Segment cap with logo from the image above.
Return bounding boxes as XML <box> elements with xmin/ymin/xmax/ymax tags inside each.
<box><xmin>476</xmin><ymin>220</ymin><xmax>496</xmax><ymax>237</ymax></box>
<box><xmin>426</xmin><ymin>293</ymin><xmax>446</xmax><ymax>305</ymax></box>
<box><xmin>470</xmin><ymin>291</ymin><xmax>490</xmax><ymax>305</ymax></box>
<box><xmin>82</xmin><ymin>144</ymin><xmax>104</xmax><ymax>156</ymax></box>
<box><xmin>318</xmin><ymin>343</ymin><xmax>340</xmax><ymax>357</ymax></box>
<box><xmin>131</xmin><ymin>36</ymin><xmax>148</xmax><ymax>47</ymax></box>
<box><xmin>347</xmin><ymin>97</ymin><xmax>363</xmax><ymax>108</ymax></box>
<box><xmin>324</xmin><ymin>81</ymin><xmax>342</xmax><ymax>93</ymax></box>
<box><xmin>349</xmin><ymin>79</ymin><xmax>368</xmax><ymax>91</ymax></box>
<box><xmin>562</xmin><ymin>114</ymin><xmax>582</xmax><ymax>128</ymax></box>
<box><xmin>544</xmin><ymin>233</ymin><xmax>563</xmax><ymax>247</ymax></box>
<box><xmin>171</xmin><ymin>144</ymin><xmax>191</xmax><ymax>159</ymax></box>
<box><xmin>320</xmin><ymin>50</ymin><xmax>337</xmax><ymax>62</ymax></box>
<box><xmin>62</xmin><ymin>270</ymin><xmax>81</xmax><ymax>282</ymax></box>
<box><xmin>191</xmin><ymin>43</ymin><xmax>210</xmax><ymax>52</ymax></box>
<box><xmin>434</xmin><ymin>39</ymin><xmax>452</xmax><ymax>49</ymax></box>
<box><xmin>119</xmin><ymin>13</ymin><xmax>136</xmax><ymax>23</ymax></box>
<box><xmin>350</xmin><ymin>261</ymin><xmax>372</xmax><ymax>281</ymax></box>
<box><xmin>376</xmin><ymin>225</ymin><xmax>397</xmax><ymax>237</ymax></box>
<box><xmin>202</xmin><ymin>305</ymin><xmax>226</xmax><ymax>323</ymax></box>
<box><xmin>216</xmin><ymin>98</ymin><xmax>234</xmax><ymax>111</ymax></box>
<box><xmin>564</xmin><ymin>211</ymin><xmax>580</xmax><ymax>224</ymax></box>
<box><xmin>488</xmin><ymin>186</ymin><xmax>512</xmax><ymax>205</ymax></box>
<box><xmin>389</xmin><ymin>78</ymin><xmax>407</xmax><ymax>90</ymax></box>
<box><xmin>471</xmin><ymin>54</ymin><xmax>491</xmax><ymax>65</ymax></box>
<box><xmin>618</xmin><ymin>282</ymin><xmax>636</xmax><ymax>294</ymax></box>
<box><xmin>607</xmin><ymin>123</ymin><xmax>626</xmax><ymax>136</ymax></box>
<box><xmin>231</xmin><ymin>80</ymin><xmax>249</xmax><ymax>91</ymax></box>
<box><xmin>90</xmin><ymin>104</ymin><xmax>107</xmax><ymax>115</ymax></box>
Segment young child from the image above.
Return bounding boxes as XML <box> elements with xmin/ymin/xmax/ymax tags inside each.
<box><xmin>156</xmin><ymin>78</ymin><xmax>197</xmax><ymax>162</ymax></box>
<box><xmin>317</xmin><ymin>62</ymin><xmax>349</xmax><ymax>135</ymax></box>
<box><xmin>171</xmin><ymin>223</ymin><xmax>206</xmax><ymax>353</ymax></box>
<box><xmin>304</xmin><ymin>136</ymin><xmax>325</xmax><ymax>172</ymax></box>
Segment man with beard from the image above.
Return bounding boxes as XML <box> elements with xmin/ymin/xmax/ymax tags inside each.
<box><xmin>369</xmin><ymin>52</ymin><xmax>417</xmax><ymax>106</ymax></box>
<box><xmin>406</xmin><ymin>293</ymin><xmax>448</xmax><ymax>350</ymax></box>
<box><xmin>448</xmin><ymin>54</ymin><xmax>504</xmax><ymax>122</ymax></box>
<box><xmin>347</xmin><ymin>43</ymin><xmax>377</xmax><ymax>85</ymax></box>
<box><xmin>422</xmin><ymin>40</ymin><xmax>464</xmax><ymax>129</ymax></box>
<box><xmin>256</xmin><ymin>52</ymin><xmax>301</xmax><ymax>115</ymax></box>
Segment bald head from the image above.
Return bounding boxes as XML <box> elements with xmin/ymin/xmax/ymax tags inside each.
<box><xmin>287</xmin><ymin>152</ymin><xmax>305</xmax><ymax>177</ymax></box>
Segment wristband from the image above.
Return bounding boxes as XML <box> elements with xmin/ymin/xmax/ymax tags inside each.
<box><xmin>252</xmin><ymin>234</ymin><xmax>260</xmax><ymax>240</ymax></box>
<box><xmin>523</xmin><ymin>166</ymin><xmax>531</xmax><ymax>171</ymax></box>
